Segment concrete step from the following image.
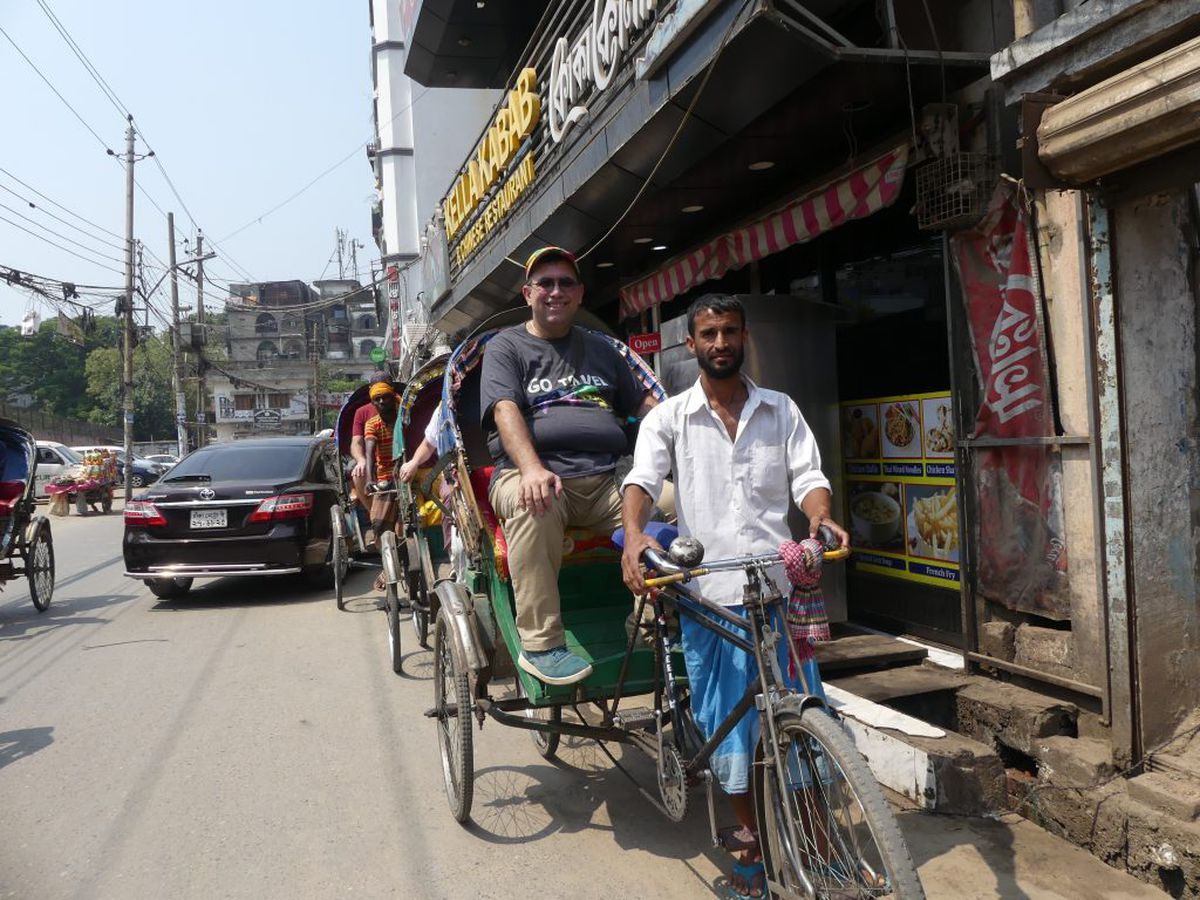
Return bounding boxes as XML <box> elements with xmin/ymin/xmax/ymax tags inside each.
<box><xmin>954</xmin><ymin>677</ymin><xmax>1078</xmax><ymax>757</ymax></box>
<box><xmin>829</xmin><ymin>661</ymin><xmax>969</xmax><ymax>703</ymax></box>
<box><xmin>813</xmin><ymin>632</ymin><xmax>927</xmax><ymax>673</ymax></box>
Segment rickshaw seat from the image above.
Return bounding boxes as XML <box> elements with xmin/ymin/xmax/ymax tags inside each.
<box><xmin>467</xmin><ymin>464</ymin><xmax>617</xmax><ymax>582</ymax></box>
<box><xmin>0</xmin><ymin>480</ymin><xmax>23</xmax><ymax>515</ymax></box>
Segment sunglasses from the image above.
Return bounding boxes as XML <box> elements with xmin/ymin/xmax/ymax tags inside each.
<box><xmin>528</xmin><ymin>276</ymin><xmax>580</xmax><ymax>292</ymax></box>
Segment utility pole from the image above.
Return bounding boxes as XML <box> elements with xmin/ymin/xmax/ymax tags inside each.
<box><xmin>195</xmin><ymin>229</ymin><xmax>207</xmax><ymax>447</ymax></box>
<box><xmin>335</xmin><ymin>227</ymin><xmax>346</xmax><ymax>279</ymax></box>
<box><xmin>121</xmin><ymin>116</ymin><xmax>136</xmax><ymax>501</ymax></box>
<box><xmin>168</xmin><ymin>213</ymin><xmax>187</xmax><ymax>458</ymax></box>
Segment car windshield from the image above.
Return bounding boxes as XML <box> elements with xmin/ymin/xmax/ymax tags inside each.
<box><xmin>58</xmin><ymin>446</ymin><xmax>84</xmax><ymax>464</ymax></box>
<box><xmin>163</xmin><ymin>444</ymin><xmax>311</xmax><ymax>483</ymax></box>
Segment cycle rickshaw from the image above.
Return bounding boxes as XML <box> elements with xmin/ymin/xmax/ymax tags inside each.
<box><xmin>0</xmin><ymin>418</ymin><xmax>55</xmax><ymax>612</ymax></box>
<box><xmin>330</xmin><ymin>379</ymin><xmax>405</xmax><ymax>610</ymax></box>
<box><xmin>421</xmin><ymin>312</ymin><xmax>923</xmax><ymax>898</ymax></box>
<box><xmin>376</xmin><ymin>353</ymin><xmax>452</xmax><ymax>673</ymax></box>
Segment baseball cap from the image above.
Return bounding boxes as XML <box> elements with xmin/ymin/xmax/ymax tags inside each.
<box><xmin>524</xmin><ymin>246</ymin><xmax>580</xmax><ymax>280</ymax></box>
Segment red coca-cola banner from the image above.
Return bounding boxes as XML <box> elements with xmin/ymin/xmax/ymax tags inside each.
<box><xmin>952</xmin><ymin>180</ymin><xmax>1069</xmax><ymax>619</ymax></box>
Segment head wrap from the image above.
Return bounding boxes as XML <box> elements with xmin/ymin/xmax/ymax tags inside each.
<box><xmin>369</xmin><ymin>382</ymin><xmax>396</xmax><ymax>400</ymax></box>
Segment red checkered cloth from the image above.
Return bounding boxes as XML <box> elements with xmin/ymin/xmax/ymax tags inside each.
<box><xmin>780</xmin><ymin>538</ymin><xmax>831</xmax><ymax>667</ymax></box>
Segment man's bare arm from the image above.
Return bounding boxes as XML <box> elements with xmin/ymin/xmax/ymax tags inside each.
<box><xmin>800</xmin><ymin>487</ymin><xmax>850</xmax><ymax>547</ymax></box>
<box><xmin>365</xmin><ymin>436</ymin><xmax>378</xmax><ymax>485</ymax></box>
<box><xmin>493</xmin><ymin>400</ymin><xmax>561</xmax><ymax>516</ymax></box>
<box><xmin>620</xmin><ymin>484</ymin><xmax>662</xmax><ymax>594</ymax></box>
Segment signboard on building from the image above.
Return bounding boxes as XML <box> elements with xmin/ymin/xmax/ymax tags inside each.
<box><xmin>421</xmin><ymin>219</ymin><xmax>451</xmax><ymax>307</ymax></box>
<box><xmin>442</xmin><ymin>68</ymin><xmax>541</xmax><ymax>269</ymax></box>
<box><xmin>253</xmin><ymin>408</ymin><xmax>282</xmax><ymax>430</ymax></box>
<box><xmin>548</xmin><ymin>0</ymin><xmax>658</xmax><ymax>143</ymax></box>
<box><xmin>628</xmin><ymin>332</ymin><xmax>661</xmax><ymax>355</ymax></box>
<box><xmin>840</xmin><ymin>391</ymin><xmax>959</xmax><ymax>589</ymax></box>
<box><xmin>369</xmin><ymin>346</ymin><xmax>387</xmax><ymax>364</ymax></box>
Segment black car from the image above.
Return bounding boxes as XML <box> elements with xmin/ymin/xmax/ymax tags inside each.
<box><xmin>123</xmin><ymin>435</ymin><xmax>345</xmax><ymax>599</ymax></box>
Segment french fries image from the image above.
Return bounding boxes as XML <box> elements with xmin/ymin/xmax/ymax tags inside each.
<box><xmin>913</xmin><ymin>487</ymin><xmax>959</xmax><ymax>557</ymax></box>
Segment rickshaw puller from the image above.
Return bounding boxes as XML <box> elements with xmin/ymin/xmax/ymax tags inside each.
<box><xmin>364</xmin><ymin>382</ymin><xmax>401</xmax><ymax>561</ymax></box>
<box><xmin>350</xmin><ymin>373</ymin><xmax>392</xmax><ymax>512</ymax></box>
<box><xmin>481</xmin><ymin>246</ymin><xmax>658</xmax><ymax>686</ymax></box>
<box><xmin>620</xmin><ymin>295</ymin><xmax>849</xmax><ymax>900</ymax></box>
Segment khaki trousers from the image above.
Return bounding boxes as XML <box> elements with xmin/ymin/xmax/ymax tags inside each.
<box><xmin>489</xmin><ymin>469</ymin><xmax>624</xmax><ymax>652</ymax></box>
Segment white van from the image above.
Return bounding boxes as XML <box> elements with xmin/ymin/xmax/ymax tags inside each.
<box><xmin>34</xmin><ymin>441</ymin><xmax>84</xmax><ymax>498</ymax></box>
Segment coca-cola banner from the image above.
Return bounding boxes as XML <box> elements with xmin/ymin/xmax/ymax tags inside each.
<box><xmin>951</xmin><ymin>180</ymin><xmax>1069</xmax><ymax>619</ymax></box>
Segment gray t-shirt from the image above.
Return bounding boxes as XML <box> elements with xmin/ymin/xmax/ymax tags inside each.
<box><xmin>480</xmin><ymin>324</ymin><xmax>643</xmax><ymax>479</ymax></box>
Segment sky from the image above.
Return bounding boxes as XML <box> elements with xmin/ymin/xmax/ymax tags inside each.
<box><xmin>0</xmin><ymin>0</ymin><xmax>378</xmax><ymax>328</ymax></box>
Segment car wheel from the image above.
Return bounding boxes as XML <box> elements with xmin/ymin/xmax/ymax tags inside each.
<box><xmin>131</xmin><ymin>474</ymin><xmax>146</xmax><ymax>488</ymax></box>
<box><xmin>146</xmin><ymin>577</ymin><xmax>193</xmax><ymax>599</ymax></box>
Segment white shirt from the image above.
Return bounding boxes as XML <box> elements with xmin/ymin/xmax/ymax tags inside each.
<box><xmin>623</xmin><ymin>376</ymin><xmax>831</xmax><ymax>606</ymax></box>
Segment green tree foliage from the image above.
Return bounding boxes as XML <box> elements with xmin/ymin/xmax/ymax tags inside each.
<box><xmin>0</xmin><ymin>315</ymin><xmax>121</xmax><ymax>420</ymax></box>
<box><xmin>84</xmin><ymin>335</ymin><xmax>176</xmax><ymax>440</ymax></box>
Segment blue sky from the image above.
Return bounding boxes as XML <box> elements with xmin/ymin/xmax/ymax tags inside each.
<box><xmin>0</xmin><ymin>1</ymin><xmax>377</xmax><ymax>327</ymax></box>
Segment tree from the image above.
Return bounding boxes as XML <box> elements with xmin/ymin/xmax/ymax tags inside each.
<box><xmin>84</xmin><ymin>335</ymin><xmax>176</xmax><ymax>440</ymax></box>
<box><xmin>0</xmin><ymin>315</ymin><xmax>122</xmax><ymax>420</ymax></box>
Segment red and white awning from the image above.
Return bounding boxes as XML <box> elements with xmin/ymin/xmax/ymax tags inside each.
<box><xmin>619</xmin><ymin>145</ymin><xmax>910</xmax><ymax>319</ymax></box>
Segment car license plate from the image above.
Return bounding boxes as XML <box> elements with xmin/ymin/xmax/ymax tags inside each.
<box><xmin>190</xmin><ymin>509</ymin><xmax>227</xmax><ymax>529</ymax></box>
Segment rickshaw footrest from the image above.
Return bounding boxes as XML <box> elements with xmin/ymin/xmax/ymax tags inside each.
<box><xmin>612</xmin><ymin>706</ymin><xmax>656</xmax><ymax>732</ymax></box>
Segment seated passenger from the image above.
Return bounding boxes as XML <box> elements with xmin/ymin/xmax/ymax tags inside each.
<box><xmin>481</xmin><ymin>246</ymin><xmax>657</xmax><ymax>686</ymax></box>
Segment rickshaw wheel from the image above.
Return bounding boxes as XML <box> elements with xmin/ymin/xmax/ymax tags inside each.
<box><xmin>386</xmin><ymin>581</ymin><xmax>403</xmax><ymax>674</ymax></box>
<box><xmin>515</xmin><ymin>674</ymin><xmax>560</xmax><ymax>759</ymax></box>
<box><xmin>331</xmin><ymin>508</ymin><xmax>348</xmax><ymax>610</ymax></box>
<box><xmin>101</xmin><ymin>490</ymin><xmax>113</xmax><ymax>514</ymax></box>
<box><xmin>434</xmin><ymin>608</ymin><xmax>474</xmax><ymax>823</ymax></box>
<box><xmin>408</xmin><ymin>570</ymin><xmax>429</xmax><ymax>649</ymax></box>
<box><xmin>27</xmin><ymin>522</ymin><xmax>54</xmax><ymax>612</ymax></box>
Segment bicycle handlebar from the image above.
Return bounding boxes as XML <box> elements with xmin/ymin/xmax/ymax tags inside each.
<box><xmin>641</xmin><ymin>539</ymin><xmax>850</xmax><ymax>590</ymax></box>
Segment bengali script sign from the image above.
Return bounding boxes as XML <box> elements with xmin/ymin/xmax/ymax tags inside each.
<box><xmin>548</xmin><ymin>0</ymin><xmax>657</xmax><ymax>143</ymax></box>
<box><xmin>952</xmin><ymin>180</ymin><xmax>1069</xmax><ymax>618</ymax></box>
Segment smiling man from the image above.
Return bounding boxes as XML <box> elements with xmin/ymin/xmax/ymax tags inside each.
<box><xmin>480</xmin><ymin>246</ymin><xmax>657</xmax><ymax>685</ymax></box>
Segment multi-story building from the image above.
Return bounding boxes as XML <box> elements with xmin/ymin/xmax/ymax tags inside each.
<box><xmin>208</xmin><ymin>279</ymin><xmax>384</xmax><ymax>441</ymax></box>
<box><xmin>367</xmin><ymin>0</ymin><xmax>517</xmax><ymax>373</ymax></box>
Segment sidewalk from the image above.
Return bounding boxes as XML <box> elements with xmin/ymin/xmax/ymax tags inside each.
<box><xmin>901</xmin><ymin>807</ymin><xmax>1167</xmax><ymax>899</ymax></box>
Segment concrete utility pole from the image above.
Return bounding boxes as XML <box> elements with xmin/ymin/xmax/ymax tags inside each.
<box><xmin>195</xmin><ymin>229</ymin><xmax>207</xmax><ymax>447</ymax></box>
<box><xmin>168</xmin><ymin>213</ymin><xmax>187</xmax><ymax>459</ymax></box>
<box><xmin>336</xmin><ymin>227</ymin><xmax>346</xmax><ymax>279</ymax></box>
<box><xmin>121</xmin><ymin>116</ymin><xmax>136</xmax><ymax>501</ymax></box>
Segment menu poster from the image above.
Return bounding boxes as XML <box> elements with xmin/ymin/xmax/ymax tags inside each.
<box><xmin>841</xmin><ymin>391</ymin><xmax>960</xmax><ymax>589</ymax></box>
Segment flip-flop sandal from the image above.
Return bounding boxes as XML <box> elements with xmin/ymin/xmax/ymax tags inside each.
<box><xmin>716</xmin><ymin>824</ymin><xmax>760</xmax><ymax>853</ymax></box>
<box><xmin>727</xmin><ymin>860</ymin><xmax>765</xmax><ymax>900</ymax></box>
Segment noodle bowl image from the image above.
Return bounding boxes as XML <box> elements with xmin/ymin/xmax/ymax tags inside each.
<box><xmin>850</xmin><ymin>491</ymin><xmax>901</xmax><ymax>545</ymax></box>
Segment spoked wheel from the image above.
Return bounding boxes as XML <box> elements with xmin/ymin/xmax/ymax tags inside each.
<box><xmin>434</xmin><ymin>608</ymin><xmax>474</xmax><ymax>823</ymax></box>
<box><xmin>386</xmin><ymin>580</ymin><xmax>403</xmax><ymax>674</ymax></box>
<box><xmin>515</xmin><ymin>674</ymin><xmax>561</xmax><ymax>760</ymax></box>
<box><xmin>407</xmin><ymin>568</ymin><xmax>429</xmax><ymax>649</ymax></box>
<box><xmin>755</xmin><ymin>707</ymin><xmax>924</xmax><ymax>900</ymax></box>
<box><xmin>26</xmin><ymin>524</ymin><xmax>54</xmax><ymax>612</ymax></box>
<box><xmin>331</xmin><ymin>508</ymin><xmax>349</xmax><ymax>610</ymax></box>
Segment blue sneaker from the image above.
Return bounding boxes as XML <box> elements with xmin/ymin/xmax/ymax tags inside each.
<box><xmin>519</xmin><ymin>645</ymin><xmax>593</xmax><ymax>686</ymax></box>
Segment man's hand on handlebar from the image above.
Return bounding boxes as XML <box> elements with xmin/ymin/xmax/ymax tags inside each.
<box><xmin>810</xmin><ymin>515</ymin><xmax>850</xmax><ymax>549</ymax></box>
<box><xmin>621</xmin><ymin>530</ymin><xmax>664</xmax><ymax>595</ymax></box>
<box><xmin>397</xmin><ymin>459</ymin><xmax>419</xmax><ymax>483</ymax></box>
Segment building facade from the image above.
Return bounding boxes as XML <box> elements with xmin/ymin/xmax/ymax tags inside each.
<box><xmin>208</xmin><ymin>279</ymin><xmax>384</xmax><ymax>441</ymax></box>
<box><xmin>398</xmin><ymin>0</ymin><xmax>1200</xmax><ymax>889</ymax></box>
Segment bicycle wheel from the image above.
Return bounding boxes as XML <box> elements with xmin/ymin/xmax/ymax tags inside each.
<box><xmin>331</xmin><ymin>508</ymin><xmax>348</xmax><ymax>610</ymax></box>
<box><xmin>434</xmin><ymin>608</ymin><xmax>474</xmax><ymax>823</ymax></box>
<box><xmin>26</xmin><ymin>523</ymin><xmax>54</xmax><ymax>612</ymax></box>
<box><xmin>755</xmin><ymin>706</ymin><xmax>924</xmax><ymax>900</ymax></box>
<box><xmin>408</xmin><ymin>569</ymin><xmax>429</xmax><ymax>649</ymax></box>
<box><xmin>515</xmin><ymin>673</ymin><xmax>560</xmax><ymax>759</ymax></box>
<box><xmin>386</xmin><ymin>580</ymin><xmax>403</xmax><ymax>674</ymax></box>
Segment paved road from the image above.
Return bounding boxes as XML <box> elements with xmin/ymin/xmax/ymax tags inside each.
<box><xmin>0</xmin><ymin>508</ymin><xmax>1166</xmax><ymax>899</ymax></box>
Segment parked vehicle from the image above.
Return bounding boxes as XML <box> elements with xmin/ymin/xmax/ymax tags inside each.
<box><xmin>122</xmin><ymin>435</ymin><xmax>346</xmax><ymax>599</ymax></box>
<box><xmin>34</xmin><ymin>441</ymin><xmax>83</xmax><ymax>498</ymax></box>
<box><xmin>2</xmin><ymin>420</ymin><xmax>55</xmax><ymax>610</ymax></box>
<box><xmin>144</xmin><ymin>454</ymin><xmax>179</xmax><ymax>469</ymax></box>
<box><xmin>71</xmin><ymin>446</ymin><xmax>165</xmax><ymax>487</ymax></box>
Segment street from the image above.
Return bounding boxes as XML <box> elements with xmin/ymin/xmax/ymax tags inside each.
<box><xmin>0</xmin><ymin>509</ymin><xmax>1166</xmax><ymax>900</ymax></box>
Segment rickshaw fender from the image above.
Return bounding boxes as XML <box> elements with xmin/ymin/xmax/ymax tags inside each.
<box><xmin>404</xmin><ymin>534</ymin><xmax>421</xmax><ymax>573</ymax></box>
<box><xmin>379</xmin><ymin>531</ymin><xmax>402</xmax><ymax>583</ymax></box>
<box><xmin>23</xmin><ymin>515</ymin><xmax>51</xmax><ymax>548</ymax></box>
<box><xmin>773</xmin><ymin>692</ymin><xmax>829</xmax><ymax>717</ymax></box>
<box><xmin>434</xmin><ymin>581</ymin><xmax>490</xmax><ymax>674</ymax></box>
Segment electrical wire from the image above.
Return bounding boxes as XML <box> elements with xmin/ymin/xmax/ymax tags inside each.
<box><xmin>0</xmin><ymin>201</ymin><xmax>126</xmax><ymax>265</ymax></box>
<box><xmin>0</xmin><ymin>166</ymin><xmax>123</xmax><ymax>240</ymax></box>
<box><xmin>0</xmin><ymin>213</ymin><xmax>126</xmax><ymax>275</ymax></box>
<box><xmin>35</xmin><ymin>0</ymin><xmax>129</xmax><ymax>120</ymax></box>
<box><xmin>0</xmin><ymin>188</ymin><xmax>126</xmax><ymax>254</ymax></box>
<box><xmin>0</xmin><ymin>23</ymin><xmax>113</xmax><ymax>152</ymax></box>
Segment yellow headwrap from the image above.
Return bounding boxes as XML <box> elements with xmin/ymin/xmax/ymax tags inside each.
<box><xmin>369</xmin><ymin>382</ymin><xmax>396</xmax><ymax>400</ymax></box>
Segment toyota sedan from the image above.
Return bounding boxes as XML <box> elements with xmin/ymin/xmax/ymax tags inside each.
<box><xmin>123</xmin><ymin>435</ymin><xmax>345</xmax><ymax>599</ymax></box>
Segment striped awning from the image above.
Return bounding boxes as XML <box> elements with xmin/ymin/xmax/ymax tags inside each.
<box><xmin>619</xmin><ymin>145</ymin><xmax>910</xmax><ymax>319</ymax></box>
